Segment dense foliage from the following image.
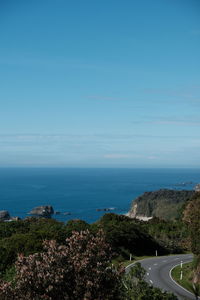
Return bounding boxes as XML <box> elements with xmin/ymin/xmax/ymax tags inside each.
<box><xmin>183</xmin><ymin>192</ymin><xmax>200</xmax><ymax>284</ymax></box>
<box><xmin>0</xmin><ymin>207</ymin><xmax>191</xmax><ymax>300</ymax></box>
<box><xmin>0</xmin><ymin>230</ymin><xmax>124</xmax><ymax>300</ymax></box>
<box><xmin>0</xmin><ymin>228</ymin><xmax>178</xmax><ymax>300</ymax></box>
<box><xmin>0</xmin><ymin>212</ymin><xmax>189</xmax><ymax>277</ymax></box>
<box><xmin>94</xmin><ymin>213</ymin><xmax>170</xmax><ymax>259</ymax></box>
<box><xmin>129</xmin><ymin>189</ymin><xmax>194</xmax><ymax>220</ymax></box>
<box><xmin>0</xmin><ymin>218</ymin><xmax>91</xmax><ymax>276</ymax></box>
<box><xmin>141</xmin><ymin>217</ymin><xmax>189</xmax><ymax>253</ymax></box>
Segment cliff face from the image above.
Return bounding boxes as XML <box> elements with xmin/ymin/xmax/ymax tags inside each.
<box><xmin>195</xmin><ymin>184</ymin><xmax>200</xmax><ymax>192</ymax></box>
<box><xmin>128</xmin><ymin>189</ymin><xmax>194</xmax><ymax>221</ymax></box>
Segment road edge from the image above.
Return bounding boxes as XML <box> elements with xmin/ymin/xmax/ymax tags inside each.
<box><xmin>126</xmin><ymin>255</ymin><xmax>199</xmax><ymax>299</ymax></box>
<box><xmin>125</xmin><ymin>257</ymin><xmax>152</xmax><ymax>270</ymax></box>
<box><xmin>169</xmin><ymin>260</ymin><xmax>200</xmax><ymax>299</ymax></box>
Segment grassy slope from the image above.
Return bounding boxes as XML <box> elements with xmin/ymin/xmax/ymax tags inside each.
<box><xmin>171</xmin><ymin>262</ymin><xmax>194</xmax><ymax>293</ymax></box>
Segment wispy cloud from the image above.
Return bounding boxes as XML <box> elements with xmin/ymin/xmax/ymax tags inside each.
<box><xmin>142</xmin><ymin>86</ymin><xmax>200</xmax><ymax>102</ymax></box>
<box><xmin>1</xmin><ymin>133</ymin><xmax>200</xmax><ymax>144</ymax></box>
<box><xmin>131</xmin><ymin>115</ymin><xmax>200</xmax><ymax>127</ymax></box>
<box><xmin>0</xmin><ymin>134</ymin><xmax>200</xmax><ymax>167</ymax></box>
<box><xmin>104</xmin><ymin>153</ymin><xmax>160</xmax><ymax>161</ymax></box>
<box><xmin>147</xmin><ymin>156</ymin><xmax>158</xmax><ymax>160</ymax></box>
<box><xmin>104</xmin><ymin>154</ymin><xmax>131</xmax><ymax>159</ymax></box>
<box><xmin>151</xmin><ymin>118</ymin><xmax>200</xmax><ymax>127</ymax></box>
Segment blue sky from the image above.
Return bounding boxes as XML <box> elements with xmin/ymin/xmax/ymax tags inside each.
<box><xmin>0</xmin><ymin>0</ymin><xmax>200</xmax><ymax>167</ymax></box>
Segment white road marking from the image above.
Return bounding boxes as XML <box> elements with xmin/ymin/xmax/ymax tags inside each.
<box><xmin>148</xmin><ymin>267</ymin><xmax>151</xmax><ymax>270</ymax></box>
<box><xmin>147</xmin><ymin>273</ymin><xmax>149</xmax><ymax>276</ymax></box>
<box><xmin>169</xmin><ymin>260</ymin><xmax>197</xmax><ymax>299</ymax></box>
<box><xmin>150</xmin><ymin>280</ymin><xmax>153</xmax><ymax>284</ymax></box>
<box><xmin>154</xmin><ymin>263</ymin><xmax>157</xmax><ymax>266</ymax></box>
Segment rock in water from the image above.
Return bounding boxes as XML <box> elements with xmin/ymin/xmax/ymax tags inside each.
<box><xmin>28</xmin><ymin>205</ymin><xmax>54</xmax><ymax>217</ymax></box>
<box><xmin>0</xmin><ymin>210</ymin><xmax>10</xmax><ymax>221</ymax></box>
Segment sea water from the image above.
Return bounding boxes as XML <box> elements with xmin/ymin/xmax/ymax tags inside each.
<box><xmin>0</xmin><ymin>168</ymin><xmax>199</xmax><ymax>223</ymax></box>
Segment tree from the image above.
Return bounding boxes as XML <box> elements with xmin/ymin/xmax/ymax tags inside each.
<box><xmin>96</xmin><ymin>213</ymin><xmax>168</xmax><ymax>259</ymax></box>
<box><xmin>0</xmin><ymin>230</ymin><xmax>124</xmax><ymax>300</ymax></box>
<box><xmin>183</xmin><ymin>192</ymin><xmax>200</xmax><ymax>295</ymax></box>
<box><xmin>183</xmin><ymin>193</ymin><xmax>200</xmax><ymax>255</ymax></box>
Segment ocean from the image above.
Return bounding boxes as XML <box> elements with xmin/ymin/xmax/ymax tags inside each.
<box><xmin>0</xmin><ymin>168</ymin><xmax>199</xmax><ymax>223</ymax></box>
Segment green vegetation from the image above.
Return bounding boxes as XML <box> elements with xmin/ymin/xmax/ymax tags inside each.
<box><xmin>0</xmin><ymin>218</ymin><xmax>68</xmax><ymax>276</ymax></box>
<box><xmin>129</xmin><ymin>189</ymin><xmax>194</xmax><ymax>220</ymax></box>
<box><xmin>94</xmin><ymin>213</ymin><xmax>170</xmax><ymax>260</ymax></box>
<box><xmin>0</xmin><ymin>230</ymin><xmax>124</xmax><ymax>300</ymax></box>
<box><xmin>171</xmin><ymin>262</ymin><xmax>193</xmax><ymax>291</ymax></box>
<box><xmin>0</xmin><ymin>212</ymin><xmax>190</xmax><ymax>278</ymax></box>
<box><xmin>183</xmin><ymin>192</ymin><xmax>200</xmax><ymax>287</ymax></box>
<box><xmin>141</xmin><ymin>217</ymin><xmax>189</xmax><ymax>253</ymax></box>
<box><xmin>1</xmin><ymin>187</ymin><xmax>199</xmax><ymax>300</ymax></box>
<box><xmin>184</xmin><ymin>192</ymin><xmax>200</xmax><ymax>256</ymax></box>
<box><xmin>171</xmin><ymin>262</ymin><xmax>200</xmax><ymax>299</ymax></box>
<box><xmin>0</xmin><ymin>228</ymin><xmax>179</xmax><ymax>300</ymax></box>
<box><xmin>120</xmin><ymin>256</ymin><xmax>153</xmax><ymax>267</ymax></box>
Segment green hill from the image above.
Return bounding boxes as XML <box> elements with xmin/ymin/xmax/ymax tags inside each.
<box><xmin>128</xmin><ymin>189</ymin><xmax>194</xmax><ymax>221</ymax></box>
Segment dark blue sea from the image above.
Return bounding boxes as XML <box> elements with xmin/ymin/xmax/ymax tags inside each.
<box><xmin>0</xmin><ymin>168</ymin><xmax>199</xmax><ymax>223</ymax></box>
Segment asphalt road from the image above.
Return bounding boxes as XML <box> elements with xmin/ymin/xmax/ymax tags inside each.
<box><xmin>126</xmin><ymin>254</ymin><xmax>199</xmax><ymax>300</ymax></box>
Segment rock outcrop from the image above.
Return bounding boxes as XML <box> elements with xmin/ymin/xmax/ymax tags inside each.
<box><xmin>128</xmin><ymin>189</ymin><xmax>194</xmax><ymax>221</ymax></box>
<box><xmin>195</xmin><ymin>183</ymin><xmax>200</xmax><ymax>192</ymax></box>
<box><xmin>0</xmin><ymin>210</ymin><xmax>10</xmax><ymax>221</ymax></box>
<box><xmin>28</xmin><ymin>205</ymin><xmax>54</xmax><ymax>217</ymax></box>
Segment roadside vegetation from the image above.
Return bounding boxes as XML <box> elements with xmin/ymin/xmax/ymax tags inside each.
<box><xmin>0</xmin><ymin>228</ymin><xmax>178</xmax><ymax>300</ymax></box>
<box><xmin>170</xmin><ymin>191</ymin><xmax>200</xmax><ymax>299</ymax></box>
<box><xmin>182</xmin><ymin>192</ymin><xmax>200</xmax><ymax>298</ymax></box>
<box><xmin>171</xmin><ymin>262</ymin><xmax>193</xmax><ymax>291</ymax></box>
<box><xmin>0</xmin><ymin>213</ymin><xmax>188</xmax><ymax>277</ymax></box>
<box><xmin>0</xmin><ymin>191</ymin><xmax>199</xmax><ymax>299</ymax></box>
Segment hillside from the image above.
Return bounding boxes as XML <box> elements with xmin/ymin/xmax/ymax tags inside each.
<box><xmin>128</xmin><ymin>189</ymin><xmax>194</xmax><ymax>221</ymax></box>
<box><xmin>183</xmin><ymin>192</ymin><xmax>200</xmax><ymax>284</ymax></box>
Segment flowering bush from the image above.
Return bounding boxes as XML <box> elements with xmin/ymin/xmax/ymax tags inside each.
<box><xmin>0</xmin><ymin>230</ymin><xmax>124</xmax><ymax>300</ymax></box>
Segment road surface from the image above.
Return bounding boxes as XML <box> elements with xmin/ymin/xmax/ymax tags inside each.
<box><xmin>126</xmin><ymin>254</ymin><xmax>199</xmax><ymax>300</ymax></box>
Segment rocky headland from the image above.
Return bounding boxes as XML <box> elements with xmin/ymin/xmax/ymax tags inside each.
<box><xmin>195</xmin><ymin>183</ymin><xmax>200</xmax><ymax>192</ymax></box>
<box><xmin>127</xmin><ymin>189</ymin><xmax>195</xmax><ymax>221</ymax></box>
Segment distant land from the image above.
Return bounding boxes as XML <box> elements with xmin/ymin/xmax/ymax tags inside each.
<box><xmin>127</xmin><ymin>189</ymin><xmax>195</xmax><ymax>221</ymax></box>
<box><xmin>0</xmin><ymin>168</ymin><xmax>200</xmax><ymax>223</ymax></box>
<box><xmin>1</xmin><ymin>187</ymin><xmax>199</xmax><ymax>223</ymax></box>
